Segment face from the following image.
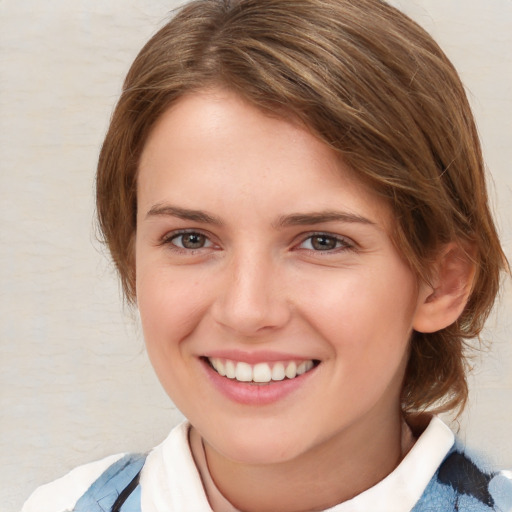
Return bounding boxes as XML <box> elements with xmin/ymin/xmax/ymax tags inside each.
<box><xmin>136</xmin><ymin>88</ymin><xmax>427</xmax><ymax>466</ymax></box>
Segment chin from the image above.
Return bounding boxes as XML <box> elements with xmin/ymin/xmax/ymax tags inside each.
<box><xmin>201</xmin><ymin>418</ymin><xmax>311</xmax><ymax>466</ymax></box>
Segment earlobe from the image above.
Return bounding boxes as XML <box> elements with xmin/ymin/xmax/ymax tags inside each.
<box><xmin>413</xmin><ymin>242</ymin><xmax>477</xmax><ymax>334</ymax></box>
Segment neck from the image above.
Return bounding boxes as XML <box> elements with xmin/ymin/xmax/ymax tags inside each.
<box><xmin>201</xmin><ymin>409</ymin><xmax>410</xmax><ymax>512</ymax></box>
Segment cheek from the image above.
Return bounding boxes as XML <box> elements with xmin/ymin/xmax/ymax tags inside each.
<box><xmin>135</xmin><ymin>269</ymin><xmax>210</xmax><ymax>403</ymax></box>
<box><xmin>300</xmin><ymin>264</ymin><xmax>417</xmax><ymax>358</ymax></box>
<box><xmin>136</xmin><ymin>266</ymin><xmax>210</xmax><ymax>352</ymax></box>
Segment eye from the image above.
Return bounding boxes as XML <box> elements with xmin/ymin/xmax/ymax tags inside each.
<box><xmin>298</xmin><ymin>233</ymin><xmax>353</xmax><ymax>252</ymax></box>
<box><xmin>166</xmin><ymin>231</ymin><xmax>213</xmax><ymax>250</ymax></box>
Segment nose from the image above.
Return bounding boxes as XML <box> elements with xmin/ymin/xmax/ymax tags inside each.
<box><xmin>211</xmin><ymin>251</ymin><xmax>291</xmax><ymax>338</ymax></box>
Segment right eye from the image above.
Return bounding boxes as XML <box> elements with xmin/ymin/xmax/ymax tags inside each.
<box><xmin>166</xmin><ymin>231</ymin><xmax>213</xmax><ymax>250</ymax></box>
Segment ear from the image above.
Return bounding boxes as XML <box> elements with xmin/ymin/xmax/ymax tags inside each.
<box><xmin>413</xmin><ymin>242</ymin><xmax>477</xmax><ymax>333</ymax></box>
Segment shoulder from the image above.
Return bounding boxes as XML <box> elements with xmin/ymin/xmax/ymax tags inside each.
<box><xmin>21</xmin><ymin>423</ymin><xmax>191</xmax><ymax>512</ymax></box>
<box><xmin>413</xmin><ymin>439</ymin><xmax>512</xmax><ymax>512</ymax></box>
<box><xmin>22</xmin><ymin>452</ymin><xmax>126</xmax><ymax>512</ymax></box>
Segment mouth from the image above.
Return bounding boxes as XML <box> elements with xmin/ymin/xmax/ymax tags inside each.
<box><xmin>204</xmin><ymin>357</ymin><xmax>320</xmax><ymax>384</ymax></box>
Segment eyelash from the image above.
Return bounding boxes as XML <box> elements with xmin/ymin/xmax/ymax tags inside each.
<box><xmin>161</xmin><ymin>230</ymin><xmax>355</xmax><ymax>255</ymax></box>
<box><xmin>160</xmin><ymin>229</ymin><xmax>215</xmax><ymax>254</ymax></box>
<box><xmin>295</xmin><ymin>232</ymin><xmax>356</xmax><ymax>253</ymax></box>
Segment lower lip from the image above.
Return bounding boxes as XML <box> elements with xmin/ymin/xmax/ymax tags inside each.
<box><xmin>200</xmin><ymin>359</ymin><xmax>318</xmax><ymax>405</ymax></box>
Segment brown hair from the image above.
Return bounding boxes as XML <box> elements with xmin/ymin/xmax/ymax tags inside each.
<box><xmin>96</xmin><ymin>0</ymin><xmax>508</xmax><ymax>415</ymax></box>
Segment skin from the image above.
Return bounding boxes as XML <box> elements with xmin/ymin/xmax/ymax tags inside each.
<box><xmin>135</xmin><ymin>88</ymin><xmax>434</xmax><ymax>511</ymax></box>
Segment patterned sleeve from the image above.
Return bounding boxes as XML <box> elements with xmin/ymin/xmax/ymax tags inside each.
<box><xmin>413</xmin><ymin>444</ymin><xmax>512</xmax><ymax>512</ymax></box>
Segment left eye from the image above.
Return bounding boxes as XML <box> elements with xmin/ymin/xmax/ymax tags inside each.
<box><xmin>299</xmin><ymin>234</ymin><xmax>349</xmax><ymax>251</ymax></box>
<box><xmin>170</xmin><ymin>232</ymin><xmax>212</xmax><ymax>250</ymax></box>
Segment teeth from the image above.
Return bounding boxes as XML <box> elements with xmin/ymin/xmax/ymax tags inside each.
<box><xmin>271</xmin><ymin>363</ymin><xmax>285</xmax><ymax>381</ymax></box>
<box><xmin>211</xmin><ymin>358</ymin><xmax>226</xmax><ymax>376</ymax></box>
<box><xmin>297</xmin><ymin>361</ymin><xmax>307</xmax><ymax>375</ymax></box>
<box><xmin>225</xmin><ymin>360</ymin><xmax>236</xmax><ymax>379</ymax></box>
<box><xmin>285</xmin><ymin>361</ymin><xmax>297</xmax><ymax>379</ymax></box>
<box><xmin>297</xmin><ymin>360</ymin><xmax>314</xmax><ymax>375</ymax></box>
<box><xmin>253</xmin><ymin>363</ymin><xmax>272</xmax><ymax>383</ymax></box>
<box><xmin>235</xmin><ymin>362</ymin><xmax>253</xmax><ymax>382</ymax></box>
<box><xmin>208</xmin><ymin>358</ymin><xmax>316</xmax><ymax>383</ymax></box>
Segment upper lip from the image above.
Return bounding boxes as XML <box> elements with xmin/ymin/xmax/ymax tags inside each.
<box><xmin>202</xmin><ymin>349</ymin><xmax>317</xmax><ymax>365</ymax></box>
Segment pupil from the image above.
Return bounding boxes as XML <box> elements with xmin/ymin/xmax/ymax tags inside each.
<box><xmin>312</xmin><ymin>235</ymin><xmax>336</xmax><ymax>250</ymax></box>
<box><xmin>182</xmin><ymin>233</ymin><xmax>205</xmax><ymax>249</ymax></box>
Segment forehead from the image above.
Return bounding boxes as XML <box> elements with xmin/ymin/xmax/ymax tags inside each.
<box><xmin>137</xmin><ymin>88</ymin><xmax>393</xmax><ymax>229</ymax></box>
<box><xmin>139</xmin><ymin>88</ymin><xmax>340</xmax><ymax>175</ymax></box>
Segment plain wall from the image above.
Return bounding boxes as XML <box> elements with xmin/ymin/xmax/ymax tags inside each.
<box><xmin>0</xmin><ymin>1</ymin><xmax>511</xmax><ymax>510</ymax></box>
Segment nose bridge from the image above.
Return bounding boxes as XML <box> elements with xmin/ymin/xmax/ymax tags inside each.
<box><xmin>213</xmin><ymin>245</ymin><xmax>289</xmax><ymax>336</ymax></box>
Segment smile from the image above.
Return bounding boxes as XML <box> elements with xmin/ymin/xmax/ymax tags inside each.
<box><xmin>207</xmin><ymin>358</ymin><xmax>318</xmax><ymax>383</ymax></box>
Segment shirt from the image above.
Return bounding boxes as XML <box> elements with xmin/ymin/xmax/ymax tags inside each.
<box><xmin>22</xmin><ymin>417</ymin><xmax>512</xmax><ymax>512</ymax></box>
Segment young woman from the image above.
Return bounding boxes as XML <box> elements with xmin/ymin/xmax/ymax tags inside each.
<box><xmin>23</xmin><ymin>0</ymin><xmax>511</xmax><ymax>510</ymax></box>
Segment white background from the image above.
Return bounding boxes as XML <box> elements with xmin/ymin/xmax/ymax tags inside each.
<box><xmin>1</xmin><ymin>1</ymin><xmax>511</xmax><ymax>510</ymax></box>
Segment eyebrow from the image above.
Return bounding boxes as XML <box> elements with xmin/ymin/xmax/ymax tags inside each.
<box><xmin>274</xmin><ymin>211</ymin><xmax>376</xmax><ymax>228</ymax></box>
<box><xmin>146</xmin><ymin>204</ymin><xmax>375</xmax><ymax>229</ymax></box>
<box><xmin>145</xmin><ymin>204</ymin><xmax>375</xmax><ymax>229</ymax></box>
<box><xmin>145</xmin><ymin>204</ymin><xmax>224</xmax><ymax>225</ymax></box>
